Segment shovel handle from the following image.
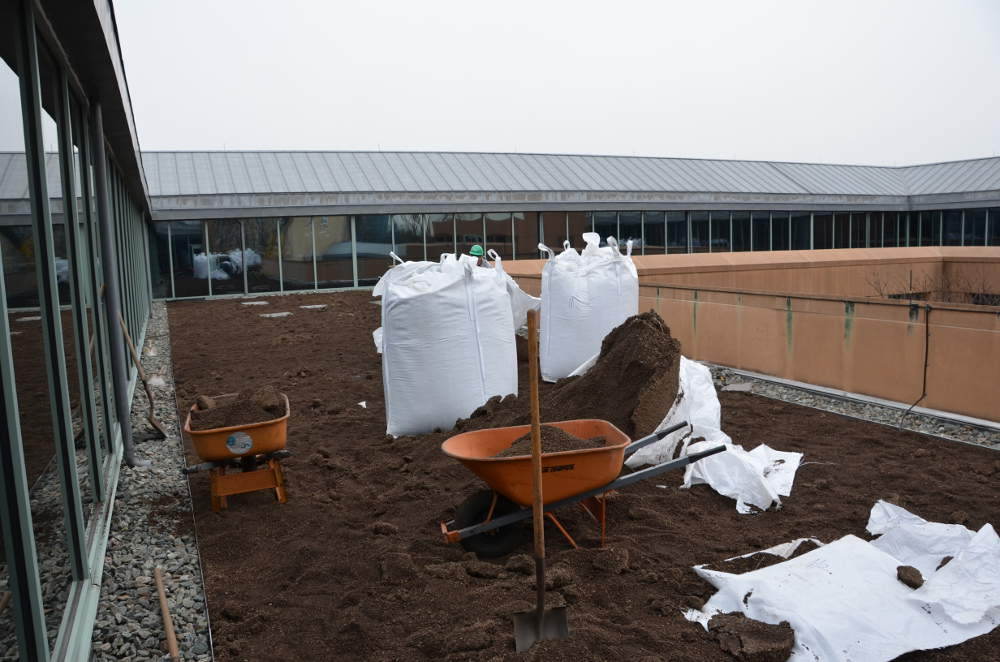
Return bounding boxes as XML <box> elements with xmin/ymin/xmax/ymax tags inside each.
<box><xmin>527</xmin><ymin>310</ymin><xmax>545</xmax><ymax>561</ymax></box>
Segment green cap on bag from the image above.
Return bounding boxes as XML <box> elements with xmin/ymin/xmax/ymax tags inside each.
<box><xmin>469</xmin><ymin>245</ymin><xmax>484</xmax><ymax>257</ymax></box>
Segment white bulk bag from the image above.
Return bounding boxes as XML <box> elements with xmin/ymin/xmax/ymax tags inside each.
<box><xmin>375</xmin><ymin>253</ymin><xmax>517</xmax><ymax>437</ymax></box>
<box><xmin>539</xmin><ymin>233</ymin><xmax>638</xmax><ymax>382</ymax></box>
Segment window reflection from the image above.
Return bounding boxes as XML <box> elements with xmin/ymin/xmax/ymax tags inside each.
<box><xmin>355</xmin><ymin>215</ymin><xmax>392</xmax><ymax>285</ymax></box>
<box><xmin>942</xmin><ymin>210</ymin><xmax>962</xmax><ymax>246</ymax></box>
<box><xmin>425</xmin><ymin>214</ymin><xmax>454</xmax><ymax>263</ymax></box>
<box><xmin>513</xmin><ymin>212</ymin><xmax>540</xmax><ymax>260</ymax></box>
<box><xmin>206</xmin><ymin>219</ymin><xmax>244</xmax><ymax>295</ymax></box>
<box><xmin>666</xmin><ymin>212</ymin><xmax>687</xmax><ymax>253</ymax></box>
<box><xmin>390</xmin><ymin>214</ymin><xmax>423</xmax><ymax>261</ymax></box>
<box><xmin>691</xmin><ymin>211</ymin><xmax>709</xmax><ymax>253</ymax></box>
<box><xmin>731</xmin><ymin>212</ymin><xmax>750</xmax><ymax>252</ymax></box>
<box><xmin>643</xmin><ymin>212</ymin><xmax>665</xmax><ymax>254</ymax></box>
<box><xmin>170</xmin><ymin>220</ymin><xmax>209</xmax><ymax>297</ymax></box>
<box><xmin>485</xmin><ymin>213</ymin><xmax>513</xmax><ymax>259</ymax></box>
<box><xmin>566</xmin><ymin>212</ymin><xmax>589</xmax><ymax>250</ymax></box>
<box><xmin>243</xmin><ymin>218</ymin><xmax>281</xmax><ymax>293</ymax></box>
<box><xmin>771</xmin><ymin>212</ymin><xmax>790</xmax><ymax>250</ymax></box>
<box><xmin>791</xmin><ymin>212</ymin><xmax>810</xmax><ymax>250</ymax></box>
<box><xmin>751</xmin><ymin>211</ymin><xmax>770</xmax><ymax>251</ymax></box>
<box><xmin>813</xmin><ymin>214</ymin><xmax>833</xmax><ymax>249</ymax></box>
<box><xmin>618</xmin><ymin>212</ymin><xmax>642</xmax><ymax>249</ymax></box>
<box><xmin>455</xmin><ymin>213</ymin><xmax>483</xmax><ymax>257</ymax></box>
<box><xmin>851</xmin><ymin>213</ymin><xmax>867</xmax><ymax>248</ymax></box>
<box><xmin>710</xmin><ymin>211</ymin><xmax>730</xmax><ymax>252</ymax></box>
<box><xmin>279</xmin><ymin>217</ymin><xmax>314</xmax><ymax>290</ymax></box>
<box><xmin>592</xmin><ymin>212</ymin><xmax>616</xmax><ymax>246</ymax></box>
<box><xmin>313</xmin><ymin>215</ymin><xmax>353</xmax><ymax>288</ymax></box>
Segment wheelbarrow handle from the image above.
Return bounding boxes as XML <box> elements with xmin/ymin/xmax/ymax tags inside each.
<box><xmin>623</xmin><ymin>421</ymin><xmax>690</xmax><ymax>458</ymax></box>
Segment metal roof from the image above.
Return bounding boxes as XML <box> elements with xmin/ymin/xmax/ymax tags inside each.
<box><xmin>3</xmin><ymin>151</ymin><xmax>1000</xmax><ymax>218</ymax></box>
<box><xmin>137</xmin><ymin>151</ymin><xmax>933</xmax><ymax>197</ymax></box>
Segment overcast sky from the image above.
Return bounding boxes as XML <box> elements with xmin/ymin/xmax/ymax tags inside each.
<box><xmin>110</xmin><ymin>0</ymin><xmax>1000</xmax><ymax>165</ymax></box>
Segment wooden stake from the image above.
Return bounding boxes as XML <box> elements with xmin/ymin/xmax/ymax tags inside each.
<box><xmin>153</xmin><ymin>567</ymin><xmax>181</xmax><ymax>662</ymax></box>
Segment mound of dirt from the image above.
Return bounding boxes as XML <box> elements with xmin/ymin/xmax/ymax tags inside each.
<box><xmin>456</xmin><ymin>311</ymin><xmax>681</xmax><ymax>438</ymax></box>
<box><xmin>494</xmin><ymin>425</ymin><xmax>606</xmax><ymax>458</ymax></box>
<box><xmin>708</xmin><ymin>613</ymin><xmax>795</xmax><ymax>662</ymax></box>
<box><xmin>189</xmin><ymin>385</ymin><xmax>286</xmax><ymax>431</ymax></box>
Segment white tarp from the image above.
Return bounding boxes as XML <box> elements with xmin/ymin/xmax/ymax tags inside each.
<box><xmin>625</xmin><ymin>357</ymin><xmax>800</xmax><ymax>513</ymax></box>
<box><xmin>687</xmin><ymin>505</ymin><xmax>1000</xmax><ymax>661</ymax></box>
<box><xmin>538</xmin><ymin>233</ymin><xmax>638</xmax><ymax>382</ymax></box>
<box><xmin>867</xmin><ymin>500</ymin><xmax>977</xmax><ymax>577</ymax></box>
<box><xmin>374</xmin><ymin>253</ymin><xmax>517</xmax><ymax>437</ymax></box>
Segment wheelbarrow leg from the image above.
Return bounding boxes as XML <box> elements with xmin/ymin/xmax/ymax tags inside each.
<box><xmin>545</xmin><ymin>513</ymin><xmax>578</xmax><ymax>549</ymax></box>
<box><xmin>210</xmin><ymin>466</ymin><xmax>228</xmax><ymax>512</ymax></box>
<box><xmin>270</xmin><ymin>458</ymin><xmax>288</xmax><ymax>504</ymax></box>
<box><xmin>578</xmin><ymin>496</ymin><xmax>607</xmax><ymax>546</ymax></box>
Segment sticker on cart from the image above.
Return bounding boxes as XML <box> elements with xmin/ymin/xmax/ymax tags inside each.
<box><xmin>226</xmin><ymin>432</ymin><xmax>253</xmax><ymax>455</ymax></box>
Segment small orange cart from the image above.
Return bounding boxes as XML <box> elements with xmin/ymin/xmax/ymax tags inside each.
<box><xmin>440</xmin><ymin>420</ymin><xmax>725</xmax><ymax>556</ymax></box>
<box><xmin>182</xmin><ymin>394</ymin><xmax>290</xmax><ymax>511</ymax></box>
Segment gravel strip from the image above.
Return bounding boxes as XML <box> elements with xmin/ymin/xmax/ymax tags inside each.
<box><xmin>708</xmin><ymin>364</ymin><xmax>1000</xmax><ymax>450</ymax></box>
<box><xmin>91</xmin><ymin>301</ymin><xmax>211</xmax><ymax>661</ymax></box>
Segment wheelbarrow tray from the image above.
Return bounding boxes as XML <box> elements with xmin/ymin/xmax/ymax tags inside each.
<box><xmin>440</xmin><ymin>419</ymin><xmax>630</xmax><ymax>506</ymax></box>
<box><xmin>183</xmin><ymin>393</ymin><xmax>290</xmax><ymax>462</ymax></box>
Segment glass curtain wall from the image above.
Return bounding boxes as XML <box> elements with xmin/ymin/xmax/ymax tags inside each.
<box><xmin>731</xmin><ymin>211</ymin><xmax>750</xmax><ymax>252</ymax></box>
<box><xmin>391</xmin><ymin>214</ymin><xmax>424</xmax><ymax>261</ymax></box>
<box><xmin>990</xmin><ymin>209</ymin><xmax>1000</xmax><ymax>246</ymax></box>
<box><xmin>618</xmin><ymin>212</ymin><xmax>642</xmax><ymax>248</ymax></box>
<box><xmin>313</xmin><ymin>215</ymin><xmax>353</xmax><ymax>288</ymax></box>
<box><xmin>454</xmin><ymin>213</ymin><xmax>483</xmax><ymax>256</ymax></box>
<box><xmin>485</xmin><ymin>212</ymin><xmax>513</xmax><ymax>258</ymax></box>
<box><xmin>643</xmin><ymin>212</ymin><xmax>665</xmax><ymax>254</ymax></box>
<box><xmin>691</xmin><ymin>211</ymin><xmax>709</xmax><ymax>253</ymax></box>
<box><xmin>943</xmin><ymin>210</ymin><xmax>963</xmax><ymax>246</ymax></box>
<box><xmin>425</xmin><ymin>214</ymin><xmax>454</xmax><ymax>262</ymax></box>
<box><xmin>884</xmin><ymin>212</ymin><xmax>900</xmax><ymax>247</ymax></box>
<box><xmin>1</xmin><ymin>3</ymin><xmax>153</xmax><ymax>657</ymax></box>
<box><xmin>833</xmin><ymin>213</ymin><xmax>849</xmax><ymax>248</ymax></box>
<box><xmin>355</xmin><ymin>215</ymin><xmax>392</xmax><ymax>285</ymax></box>
<box><xmin>851</xmin><ymin>212</ymin><xmax>867</xmax><ymax>248</ymax></box>
<box><xmin>751</xmin><ymin>211</ymin><xmax>770</xmax><ymax>251</ymax></box>
<box><xmin>513</xmin><ymin>212</ymin><xmax>540</xmax><ymax>260</ymax></box>
<box><xmin>709</xmin><ymin>211</ymin><xmax>730</xmax><ymax>251</ymax></box>
<box><xmin>771</xmin><ymin>212</ymin><xmax>790</xmax><ymax>250</ymax></box>
<box><xmin>592</xmin><ymin>212</ymin><xmax>616</xmax><ymax>246</ymax></box>
<box><xmin>791</xmin><ymin>212</ymin><xmax>811</xmax><ymax>250</ymax></box>
<box><xmin>243</xmin><ymin>218</ymin><xmax>281</xmax><ymax>294</ymax></box>
<box><xmin>666</xmin><ymin>212</ymin><xmax>686</xmax><ymax>253</ymax></box>
<box><xmin>539</xmin><ymin>211</ymin><xmax>565</xmax><ymax>253</ymax></box>
<box><xmin>813</xmin><ymin>213</ymin><xmax>833</xmax><ymax>249</ymax></box>
<box><xmin>565</xmin><ymin>212</ymin><xmax>589</xmax><ymax>249</ymax></box>
<box><xmin>206</xmin><ymin>218</ymin><xmax>243</xmax><ymax>295</ymax></box>
<box><xmin>964</xmin><ymin>209</ymin><xmax>986</xmax><ymax>246</ymax></box>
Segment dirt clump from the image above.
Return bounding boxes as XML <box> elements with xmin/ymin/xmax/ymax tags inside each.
<box><xmin>709</xmin><ymin>613</ymin><xmax>795</xmax><ymax>662</ymax></box>
<box><xmin>704</xmin><ymin>540</ymin><xmax>822</xmax><ymax>574</ymax></box>
<box><xmin>494</xmin><ymin>425</ymin><xmax>606</xmax><ymax>458</ymax></box>
<box><xmin>189</xmin><ymin>385</ymin><xmax>286</xmax><ymax>431</ymax></box>
<box><xmin>897</xmin><ymin>565</ymin><xmax>924</xmax><ymax>589</ymax></box>
<box><xmin>456</xmin><ymin>311</ymin><xmax>681</xmax><ymax>438</ymax></box>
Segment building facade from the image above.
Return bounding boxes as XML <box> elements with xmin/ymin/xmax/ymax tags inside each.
<box><xmin>136</xmin><ymin>151</ymin><xmax>1000</xmax><ymax>299</ymax></box>
<box><xmin>0</xmin><ymin>1</ymin><xmax>152</xmax><ymax>659</ymax></box>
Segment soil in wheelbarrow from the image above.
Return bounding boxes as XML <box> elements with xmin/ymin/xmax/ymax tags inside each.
<box><xmin>494</xmin><ymin>425</ymin><xmax>607</xmax><ymax>458</ymax></box>
<box><xmin>168</xmin><ymin>291</ymin><xmax>1000</xmax><ymax>662</ymax></box>
<box><xmin>188</xmin><ymin>384</ymin><xmax>285</xmax><ymax>431</ymax></box>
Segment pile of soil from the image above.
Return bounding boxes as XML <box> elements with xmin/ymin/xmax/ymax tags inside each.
<box><xmin>189</xmin><ymin>385</ymin><xmax>285</xmax><ymax>431</ymax></box>
<box><xmin>494</xmin><ymin>425</ymin><xmax>606</xmax><ymax>458</ymax></box>
<box><xmin>168</xmin><ymin>292</ymin><xmax>1000</xmax><ymax>662</ymax></box>
<box><xmin>459</xmin><ymin>311</ymin><xmax>681</xmax><ymax>439</ymax></box>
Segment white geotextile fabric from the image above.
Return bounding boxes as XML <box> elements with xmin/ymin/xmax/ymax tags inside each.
<box><xmin>686</xmin><ymin>504</ymin><xmax>1000</xmax><ymax>661</ymax></box>
<box><xmin>867</xmin><ymin>500</ymin><xmax>977</xmax><ymax>577</ymax></box>
<box><xmin>538</xmin><ymin>233</ymin><xmax>638</xmax><ymax>382</ymax></box>
<box><xmin>624</xmin><ymin>356</ymin><xmax>801</xmax><ymax>513</ymax></box>
<box><xmin>373</xmin><ymin>253</ymin><xmax>517</xmax><ymax>437</ymax></box>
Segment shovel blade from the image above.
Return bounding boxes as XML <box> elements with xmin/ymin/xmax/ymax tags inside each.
<box><xmin>512</xmin><ymin>607</ymin><xmax>569</xmax><ymax>652</ymax></box>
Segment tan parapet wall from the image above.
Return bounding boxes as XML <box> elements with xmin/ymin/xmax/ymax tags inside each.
<box><xmin>506</xmin><ymin>247</ymin><xmax>1000</xmax><ymax>422</ymax></box>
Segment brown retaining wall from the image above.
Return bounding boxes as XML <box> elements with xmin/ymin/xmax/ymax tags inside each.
<box><xmin>507</xmin><ymin>247</ymin><xmax>1000</xmax><ymax>422</ymax></box>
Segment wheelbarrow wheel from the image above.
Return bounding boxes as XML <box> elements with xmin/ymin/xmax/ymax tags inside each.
<box><xmin>454</xmin><ymin>490</ymin><xmax>525</xmax><ymax>558</ymax></box>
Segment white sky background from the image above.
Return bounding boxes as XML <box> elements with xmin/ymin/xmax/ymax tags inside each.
<box><xmin>113</xmin><ymin>0</ymin><xmax>1000</xmax><ymax>165</ymax></box>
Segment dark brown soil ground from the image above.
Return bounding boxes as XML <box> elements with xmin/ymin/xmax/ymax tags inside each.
<box><xmin>189</xmin><ymin>385</ymin><xmax>286</xmax><ymax>431</ymax></box>
<box><xmin>703</xmin><ymin>540</ymin><xmax>823</xmax><ymax>574</ymax></box>
<box><xmin>495</xmin><ymin>425</ymin><xmax>606</xmax><ymax>458</ymax></box>
<box><xmin>168</xmin><ymin>291</ymin><xmax>1000</xmax><ymax>662</ymax></box>
<box><xmin>708</xmin><ymin>613</ymin><xmax>795</xmax><ymax>662</ymax></box>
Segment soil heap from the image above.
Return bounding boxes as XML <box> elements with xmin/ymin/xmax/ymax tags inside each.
<box><xmin>459</xmin><ymin>311</ymin><xmax>682</xmax><ymax>438</ymax></box>
<box><xmin>494</xmin><ymin>425</ymin><xmax>606</xmax><ymax>458</ymax></box>
<box><xmin>189</xmin><ymin>385</ymin><xmax>286</xmax><ymax>431</ymax></box>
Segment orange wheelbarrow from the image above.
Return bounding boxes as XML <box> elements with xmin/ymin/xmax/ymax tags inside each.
<box><xmin>182</xmin><ymin>393</ymin><xmax>291</xmax><ymax>511</ymax></box>
<box><xmin>440</xmin><ymin>420</ymin><xmax>726</xmax><ymax>556</ymax></box>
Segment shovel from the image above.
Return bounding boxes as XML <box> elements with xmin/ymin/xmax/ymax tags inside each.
<box><xmin>513</xmin><ymin>309</ymin><xmax>569</xmax><ymax>652</ymax></box>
